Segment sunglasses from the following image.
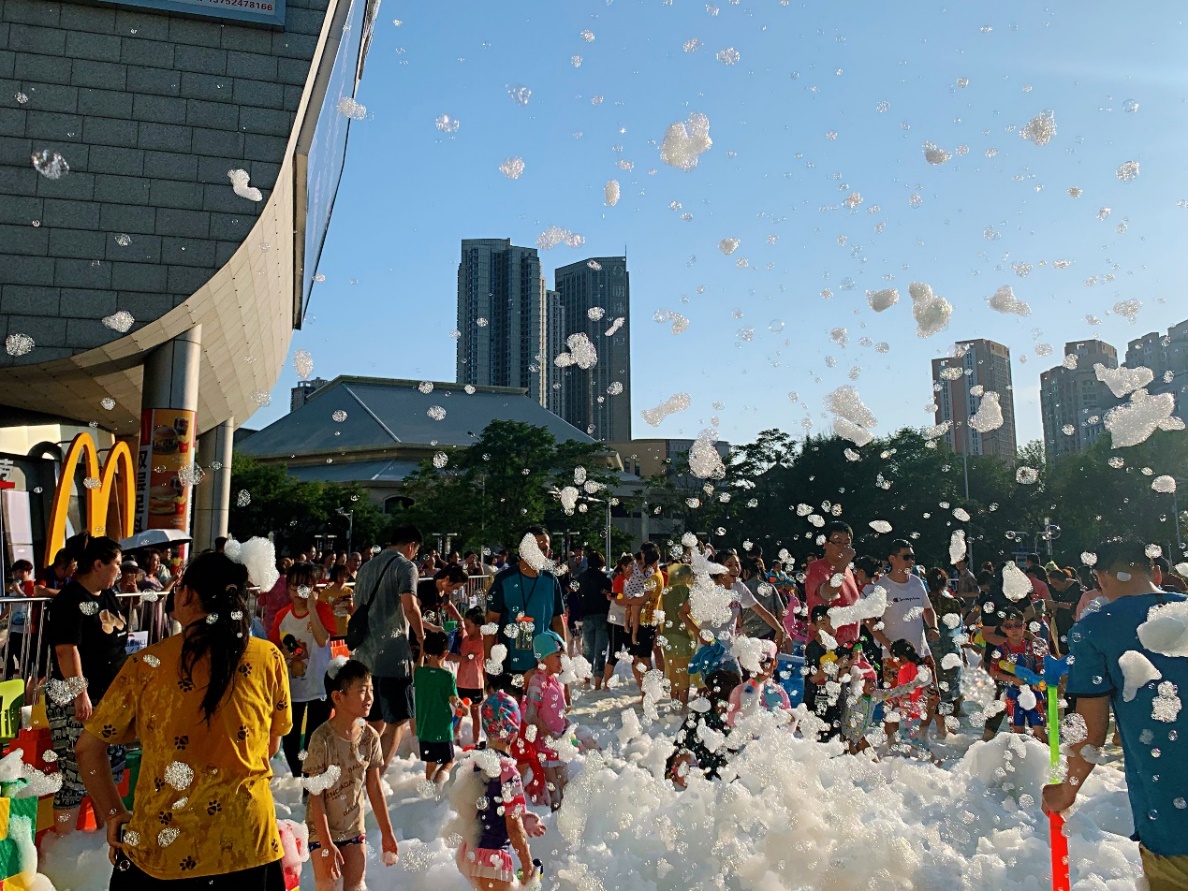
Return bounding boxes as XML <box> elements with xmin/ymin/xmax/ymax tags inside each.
<box><xmin>897</xmin><ymin>553</ymin><xmax>916</xmax><ymax>562</ymax></box>
<box><xmin>1001</xmin><ymin>622</ymin><xmax>1024</xmax><ymax>630</ymax></box>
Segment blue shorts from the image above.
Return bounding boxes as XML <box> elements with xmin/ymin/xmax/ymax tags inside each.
<box><xmin>1011</xmin><ymin>706</ymin><xmax>1044</xmax><ymax>728</ymax></box>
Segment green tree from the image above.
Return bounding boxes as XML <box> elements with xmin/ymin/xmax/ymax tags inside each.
<box><xmin>395</xmin><ymin>420</ymin><xmax>621</xmax><ymax>555</ymax></box>
<box><xmin>228</xmin><ymin>454</ymin><xmax>386</xmax><ymax>555</ymax></box>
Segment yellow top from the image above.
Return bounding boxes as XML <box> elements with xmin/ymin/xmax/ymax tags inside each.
<box><xmin>86</xmin><ymin>634</ymin><xmax>293</xmax><ymax>879</ymax></box>
<box><xmin>641</xmin><ymin>570</ymin><xmax>667</xmax><ymax>626</ymax></box>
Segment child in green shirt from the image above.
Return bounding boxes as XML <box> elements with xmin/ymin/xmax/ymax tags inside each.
<box><xmin>414</xmin><ymin>631</ymin><xmax>460</xmax><ymax>785</ymax></box>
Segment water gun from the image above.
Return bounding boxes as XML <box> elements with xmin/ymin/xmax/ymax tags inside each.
<box><xmin>1043</xmin><ymin>654</ymin><xmax>1071</xmax><ymax>891</ymax></box>
<box><xmin>451</xmin><ymin>698</ymin><xmax>472</xmax><ymax>734</ymax></box>
<box><xmin>281</xmin><ymin>634</ymin><xmax>307</xmax><ymax>661</ymax></box>
<box><xmin>517</xmin><ymin>858</ymin><xmax>544</xmax><ymax>888</ymax></box>
<box><xmin>997</xmin><ymin>660</ymin><xmax>1045</xmax><ymax>689</ymax></box>
<box><xmin>997</xmin><ymin>654</ymin><xmax>1068</xmax><ymax>691</ymax></box>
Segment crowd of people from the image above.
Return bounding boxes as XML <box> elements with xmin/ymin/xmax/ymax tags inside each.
<box><xmin>5</xmin><ymin>518</ymin><xmax>1186</xmax><ymax>890</ymax></box>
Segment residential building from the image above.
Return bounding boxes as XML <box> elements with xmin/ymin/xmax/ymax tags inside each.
<box><xmin>290</xmin><ymin>378</ymin><xmax>330</xmax><ymax>412</ymax></box>
<box><xmin>552</xmin><ymin>256</ymin><xmax>632</xmax><ymax>441</ymax></box>
<box><xmin>455</xmin><ymin>239</ymin><xmax>548</xmax><ymax>406</ymax></box>
<box><xmin>545</xmin><ymin>289</ymin><xmax>566</xmax><ymax>417</ymax></box>
<box><xmin>930</xmin><ymin>339</ymin><xmax>1018</xmax><ymax>463</ymax></box>
<box><xmin>1039</xmin><ymin>340</ymin><xmax>1119</xmax><ymax>460</ymax></box>
<box><xmin>1126</xmin><ymin>319</ymin><xmax>1188</xmax><ymax>404</ymax></box>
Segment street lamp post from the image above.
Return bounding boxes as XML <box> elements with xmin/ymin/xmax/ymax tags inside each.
<box><xmin>335</xmin><ymin>507</ymin><xmax>354</xmax><ymax>553</ymax></box>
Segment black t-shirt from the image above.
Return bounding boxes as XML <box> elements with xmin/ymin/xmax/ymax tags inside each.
<box><xmin>416</xmin><ymin>578</ymin><xmax>450</xmax><ymax>628</ymax></box>
<box><xmin>576</xmin><ymin>568</ymin><xmax>613</xmax><ymax>618</ymax></box>
<box><xmin>48</xmin><ymin>580</ymin><xmax>128</xmax><ymax>703</ymax></box>
<box><xmin>803</xmin><ymin>638</ymin><xmax>840</xmax><ymax>724</ymax></box>
<box><xmin>977</xmin><ymin>587</ymin><xmax>1015</xmax><ymax>632</ymax></box>
<box><xmin>1050</xmin><ymin>580</ymin><xmax>1084</xmax><ymax>639</ymax></box>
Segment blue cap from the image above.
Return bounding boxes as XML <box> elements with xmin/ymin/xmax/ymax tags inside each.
<box><xmin>532</xmin><ymin>630</ymin><xmax>565</xmax><ymax>660</ymax></box>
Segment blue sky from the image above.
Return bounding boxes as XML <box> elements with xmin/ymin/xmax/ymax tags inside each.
<box><xmin>254</xmin><ymin>0</ymin><xmax>1188</xmax><ymax>450</ymax></box>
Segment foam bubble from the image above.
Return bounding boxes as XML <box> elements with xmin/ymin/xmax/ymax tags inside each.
<box><xmin>660</xmin><ymin>113</ymin><xmax>713</xmax><ymax>171</ymax></box>
<box><xmin>987</xmin><ymin>285</ymin><xmax>1031</xmax><ymax>316</ymax></box>
<box><xmin>227</xmin><ymin>169</ymin><xmax>263</xmax><ymax>201</ymax></box>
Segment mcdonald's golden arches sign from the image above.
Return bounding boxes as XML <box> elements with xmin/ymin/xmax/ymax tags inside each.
<box><xmin>45</xmin><ymin>433</ymin><xmax>135</xmax><ymax>565</ymax></box>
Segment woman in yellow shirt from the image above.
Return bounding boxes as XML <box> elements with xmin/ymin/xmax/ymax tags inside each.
<box><xmin>77</xmin><ymin>551</ymin><xmax>293</xmax><ymax>889</ymax></box>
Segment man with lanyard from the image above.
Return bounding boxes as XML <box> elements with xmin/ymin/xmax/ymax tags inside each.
<box><xmin>484</xmin><ymin>526</ymin><xmax>567</xmax><ymax>694</ymax></box>
<box><xmin>1044</xmin><ymin>538</ymin><xmax>1188</xmax><ymax>890</ymax></box>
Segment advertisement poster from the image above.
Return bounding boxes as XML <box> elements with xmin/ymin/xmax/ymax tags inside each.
<box><xmin>136</xmin><ymin>409</ymin><xmax>196</xmax><ymax>533</ymax></box>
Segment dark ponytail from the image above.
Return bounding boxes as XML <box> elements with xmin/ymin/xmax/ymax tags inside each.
<box><xmin>177</xmin><ymin>552</ymin><xmax>252</xmax><ymax>724</ymax></box>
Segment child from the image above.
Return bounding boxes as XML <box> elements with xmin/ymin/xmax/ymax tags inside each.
<box><xmin>883</xmin><ymin>639</ymin><xmax>936</xmax><ymax>760</ymax></box>
<box><xmin>726</xmin><ymin>640</ymin><xmax>792</xmax><ymax>727</ymax></box>
<box><xmin>270</xmin><ymin>561</ymin><xmax>336</xmax><ymax>778</ymax></box>
<box><xmin>448</xmin><ymin>607</ymin><xmax>487</xmax><ymax>748</ymax></box>
<box><xmin>804</xmin><ymin>605</ymin><xmax>847</xmax><ymax>740</ymax></box>
<box><xmin>989</xmin><ymin>607</ymin><xmax>1049</xmax><ymax>743</ymax></box>
<box><xmin>451</xmin><ymin>692</ymin><xmax>544</xmax><ymax>890</ymax></box>
<box><xmin>780</xmin><ymin>585</ymin><xmax>809</xmax><ymax>655</ymax></box>
<box><xmin>665</xmin><ymin>668</ymin><xmax>741</xmax><ymax>788</ymax></box>
<box><xmin>415</xmin><ymin>630</ymin><xmax>461</xmax><ymax>784</ymax></box>
<box><xmin>523</xmin><ymin>631</ymin><xmax>570</xmax><ymax>810</ymax></box>
<box><xmin>304</xmin><ymin>659</ymin><xmax>399</xmax><ymax>891</ymax></box>
<box><xmin>843</xmin><ymin>656</ymin><xmax>930</xmax><ymax>755</ymax></box>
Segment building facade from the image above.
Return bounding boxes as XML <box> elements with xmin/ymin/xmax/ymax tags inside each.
<box><xmin>0</xmin><ymin>0</ymin><xmax>376</xmax><ymax>557</ymax></box>
<box><xmin>455</xmin><ymin>238</ymin><xmax>547</xmax><ymax>406</ymax></box>
<box><xmin>1126</xmin><ymin>319</ymin><xmax>1188</xmax><ymax>404</ymax></box>
<box><xmin>552</xmin><ymin>256</ymin><xmax>631</xmax><ymax>442</ymax></box>
<box><xmin>1039</xmin><ymin>339</ymin><xmax>1119</xmax><ymax>461</ymax></box>
<box><xmin>930</xmin><ymin>338</ymin><xmax>1017</xmax><ymax>463</ymax></box>
<box><xmin>544</xmin><ymin>287</ymin><xmax>566</xmax><ymax>417</ymax></box>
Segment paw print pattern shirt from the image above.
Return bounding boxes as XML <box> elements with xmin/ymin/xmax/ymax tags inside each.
<box><xmin>48</xmin><ymin>580</ymin><xmax>128</xmax><ymax>702</ymax></box>
<box><xmin>86</xmin><ymin>635</ymin><xmax>293</xmax><ymax>880</ymax></box>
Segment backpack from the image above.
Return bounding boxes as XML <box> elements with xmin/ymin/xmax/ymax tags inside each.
<box><xmin>345</xmin><ymin>552</ymin><xmax>400</xmax><ymax>650</ymax></box>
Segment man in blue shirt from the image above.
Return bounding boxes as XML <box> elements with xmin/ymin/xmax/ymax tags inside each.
<box><xmin>1043</xmin><ymin>537</ymin><xmax>1188</xmax><ymax>890</ymax></box>
<box><xmin>485</xmin><ymin>525</ymin><xmax>567</xmax><ymax>694</ymax></box>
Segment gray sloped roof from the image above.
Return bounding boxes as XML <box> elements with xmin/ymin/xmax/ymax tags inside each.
<box><xmin>285</xmin><ymin>458</ymin><xmax>422</xmax><ymax>484</ymax></box>
<box><xmin>237</xmin><ymin>376</ymin><xmax>596</xmax><ymax>459</ymax></box>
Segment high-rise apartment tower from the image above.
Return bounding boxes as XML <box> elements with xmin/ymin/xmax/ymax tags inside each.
<box><xmin>930</xmin><ymin>339</ymin><xmax>1018</xmax><ymax>463</ymax></box>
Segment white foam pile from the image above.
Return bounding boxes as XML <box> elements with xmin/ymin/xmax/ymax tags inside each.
<box><xmin>37</xmin><ymin>668</ymin><xmax>1143</xmax><ymax>891</ymax></box>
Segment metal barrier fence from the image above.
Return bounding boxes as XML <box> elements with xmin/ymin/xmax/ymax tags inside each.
<box><xmin>0</xmin><ymin>572</ymin><xmax>495</xmax><ymax>685</ymax></box>
<box><xmin>0</xmin><ymin>592</ymin><xmax>172</xmax><ymax>684</ymax></box>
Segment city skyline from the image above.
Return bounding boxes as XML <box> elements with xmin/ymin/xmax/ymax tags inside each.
<box><xmin>247</xmin><ymin>3</ymin><xmax>1188</xmax><ymax>461</ymax></box>
<box><xmin>263</xmin><ymin>221</ymin><xmax>1188</xmax><ymax>456</ymax></box>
